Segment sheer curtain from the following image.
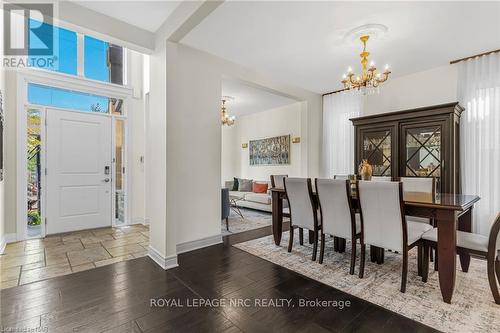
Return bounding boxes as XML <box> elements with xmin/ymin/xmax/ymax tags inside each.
<box><xmin>458</xmin><ymin>53</ymin><xmax>500</xmax><ymax>235</ymax></box>
<box><xmin>321</xmin><ymin>92</ymin><xmax>363</xmax><ymax>178</ymax></box>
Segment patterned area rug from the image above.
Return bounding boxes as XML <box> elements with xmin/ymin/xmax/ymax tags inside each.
<box><xmin>234</xmin><ymin>231</ymin><xmax>500</xmax><ymax>333</ymax></box>
<box><xmin>221</xmin><ymin>208</ymin><xmax>273</xmax><ymax>236</ymax></box>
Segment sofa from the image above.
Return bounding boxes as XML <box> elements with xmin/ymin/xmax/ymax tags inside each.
<box><xmin>224</xmin><ymin>179</ymin><xmax>288</xmax><ymax>213</ymax></box>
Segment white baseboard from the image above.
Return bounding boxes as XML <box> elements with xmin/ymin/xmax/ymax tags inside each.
<box><xmin>148</xmin><ymin>245</ymin><xmax>178</xmax><ymax>270</ymax></box>
<box><xmin>130</xmin><ymin>218</ymin><xmax>148</xmax><ymax>226</ymax></box>
<box><xmin>0</xmin><ymin>233</ymin><xmax>17</xmax><ymax>254</ymax></box>
<box><xmin>176</xmin><ymin>234</ymin><xmax>222</xmax><ymax>254</ymax></box>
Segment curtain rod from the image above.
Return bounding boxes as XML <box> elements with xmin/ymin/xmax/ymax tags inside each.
<box><xmin>322</xmin><ymin>88</ymin><xmax>348</xmax><ymax>97</ymax></box>
<box><xmin>450</xmin><ymin>49</ymin><xmax>500</xmax><ymax>65</ymax></box>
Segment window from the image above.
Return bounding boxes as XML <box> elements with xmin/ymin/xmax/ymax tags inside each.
<box><xmin>28</xmin><ymin>84</ymin><xmax>123</xmax><ymax>114</ymax></box>
<box><xmin>27</xmin><ymin>108</ymin><xmax>42</xmax><ymax>237</ymax></box>
<box><xmin>84</xmin><ymin>36</ymin><xmax>124</xmax><ymax>85</ymax></box>
<box><xmin>29</xmin><ymin>20</ymin><xmax>77</xmax><ymax>75</ymax></box>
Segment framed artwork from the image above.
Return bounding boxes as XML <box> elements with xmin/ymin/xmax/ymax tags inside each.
<box><xmin>249</xmin><ymin>135</ymin><xmax>290</xmax><ymax>166</ymax></box>
<box><xmin>0</xmin><ymin>90</ymin><xmax>3</xmax><ymax>181</ymax></box>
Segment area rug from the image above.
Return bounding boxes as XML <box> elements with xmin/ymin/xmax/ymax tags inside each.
<box><xmin>221</xmin><ymin>208</ymin><xmax>273</xmax><ymax>236</ymax></box>
<box><xmin>234</xmin><ymin>231</ymin><xmax>500</xmax><ymax>333</ymax></box>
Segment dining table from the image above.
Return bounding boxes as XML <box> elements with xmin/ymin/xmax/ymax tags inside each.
<box><xmin>270</xmin><ymin>187</ymin><xmax>480</xmax><ymax>304</ymax></box>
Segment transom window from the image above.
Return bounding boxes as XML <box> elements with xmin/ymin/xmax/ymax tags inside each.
<box><xmin>28</xmin><ymin>20</ymin><xmax>125</xmax><ymax>85</ymax></box>
<box><xmin>28</xmin><ymin>84</ymin><xmax>123</xmax><ymax>114</ymax></box>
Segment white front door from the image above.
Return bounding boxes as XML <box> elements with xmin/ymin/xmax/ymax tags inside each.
<box><xmin>46</xmin><ymin>108</ymin><xmax>112</xmax><ymax>234</ymax></box>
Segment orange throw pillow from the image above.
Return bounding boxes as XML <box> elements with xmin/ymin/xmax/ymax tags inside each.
<box><xmin>252</xmin><ymin>182</ymin><xmax>268</xmax><ymax>193</ymax></box>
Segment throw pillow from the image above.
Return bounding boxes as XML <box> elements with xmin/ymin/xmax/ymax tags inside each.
<box><xmin>232</xmin><ymin>177</ymin><xmax>239</xmax><ymax>191</ymax></box>
<box><xmin>238</xmin><ymin>178</ymin><xmax>253</xmax><ymax>192</ymax></box>
<box><xmin>252</xmin><ymin>182</ymin><xmax>268</xmax><ymax>193</ymax></box>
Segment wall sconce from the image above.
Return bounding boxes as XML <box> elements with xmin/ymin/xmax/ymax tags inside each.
<box><xmin>292</xmin><ymin>137</ymin><xmax>301</xmax><ymax>143</ymax></box>
<box><xmin>241</xmin><ymin>143</ymin><xmax>248</xmax><ymax>148</ymax></box>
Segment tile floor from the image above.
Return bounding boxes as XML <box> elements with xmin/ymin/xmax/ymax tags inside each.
<box><xmin>0</xmin><ymin>224</ymin><xmax>149</xmax><ymax>289</ymax></box>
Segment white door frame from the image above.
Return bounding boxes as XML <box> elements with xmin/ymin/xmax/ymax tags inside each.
<box><xmin>16</xmin><ymin>70</ymin><xmax>134</xmax><ymax>240</ymax></box>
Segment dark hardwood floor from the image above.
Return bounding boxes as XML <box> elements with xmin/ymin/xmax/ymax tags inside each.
<box><xmin>1</xmin><ymin>227</ymin><xmax>439</xmax><ymax>333</ymax></box>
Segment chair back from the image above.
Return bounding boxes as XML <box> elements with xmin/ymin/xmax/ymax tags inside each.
<box><xmin>358</xmin><ymin>181</ymin><xmax>406</xmax><ymax>252</ymax></box>
<box><xmin>334</xmin><ymin>175</ymin><xmax>349</xmax><ymax>180</ymax></box>
<box><xmin>316</xmin><ymin>179</ymin><xmax>355</xmax><ymax>239</ymax></box>
<box><xmin>221</xmin><ymin>188</ymin><xmax>230</xmax><ymax>220</ymax></box>
<box><xmin>371</xmin><ymin>176</ymin><xmax>392</xmax><ymax>181</ymax></box>
<box><xmin>400</xmin><ymin>177</ymin><xmax>435</xmax><ymax>196</ymax></box>
<box><xmin>271</xmin><ymin>175</ymin><xmax>288</xmax><ymax>188</ymax></box>
<box><xmin>488</xmin><ymin>212</ymin><xmax>500</xmax><ymax>256</ymax></box>
<box><xmin>284</xmin><ymin>178</ymin><xmax>316</xmax><ymax>230</ymax></box>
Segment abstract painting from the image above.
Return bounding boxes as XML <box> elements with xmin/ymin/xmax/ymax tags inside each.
<box><xmin>249</xmin><ymin>135</ymin><xmax>290</xmax><ymax>166</ymax></box>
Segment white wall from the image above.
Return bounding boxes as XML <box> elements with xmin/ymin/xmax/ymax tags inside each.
<box><xmin>363</xmin><ymin>65</ymin><xmax>458</xmax><ymax>115</ymax></box>
<box><xmin>222</xmin><ymin>102</ymin><xmax>304</xmax><ymax>182</ymax></box>
<box><xmin>145</xmin><ymin>41</ymin><xmax>321</xmax><ymax>259</ymax></box>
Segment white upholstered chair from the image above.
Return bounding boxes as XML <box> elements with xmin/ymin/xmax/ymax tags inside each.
<box><xmin>401</xmin><ymin>177</ymin><xmax>435</xmax><ymax>224</ymax></box>
<box><xmin>371</xmin><ymin>176</ymin><xmax>392</xmax><ymax>181</ymax></box>
<box><xmin>284</xmin><ymin>178</ymin><xmax>320</xmax><ymax>261</ymax></box>
<box><xmin>358</xmin><ymin>181</ymin><xmax>433</xmax><ymax>292</ymax></box>
<box><xmin>422</xmin><ymin>213</ymin><xmax>500</xmax><ymax>304</ymax></box>
<box><xmin>316</xmin><ymin>179</ymin><xmax>361</xmax><ymax>274</ymax></box>
<box><xmin>270</xmin><ymin>175</ymin><xmax>288</xmax><ymax>188</ymax></box>
<box><xmin>333</xmin><ymin>175</ymin><xmax>350</xmax><ymax>180</ymax></box>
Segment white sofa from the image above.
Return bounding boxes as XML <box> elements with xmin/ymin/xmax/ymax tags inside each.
<box><xmin>224</xmin><ymin>180</ymin><xmax>288</xmax><ymax>213</ymax></box>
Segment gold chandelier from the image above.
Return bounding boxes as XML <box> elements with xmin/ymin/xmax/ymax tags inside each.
<box><xmin>341</xmin><ymin>35</ymin><xmax>391</xmax><ymax>91</ymax></box>
<box><xmin>221</xmin><ymin>96</ymin><xmax>236</xmax><ymax>126</ymax></box>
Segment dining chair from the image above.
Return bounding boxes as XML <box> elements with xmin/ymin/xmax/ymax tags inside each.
<box><xmin>284</xmin><ymin>178</ymin><xmax>320</xmax><ymax>261</ymax></box>
<box><xmin>316</xmin><ymin>179</ymin><xmax>361</xmax><ymax>274</ymax></box>
<box><xmin>371</xmin><ymin>176</ymin><xmax>392</xmax><ymax>181</ymax></box>
<box><xmin>333</xmin><ymin>175</ymin><xmax>349</xmax><ymax>180</ymax></box>
<box><xmin>221</xmin><ymin>188</ymin><xmax>230</xmax><ymax>231</ymax></box>
<box><xmin>422</xmin><ymin>212</ymin><xmax>500</xmax><ymax>304</ymax></box>
<box><xmin>358</xmin><ymin>180</ymin><xmax>433</xmax><ymax>292</ymax></box>
<box><xmin>270</xmin><ymin>174</ymin><xmax>288</xmax><ymax>188</ymax></box>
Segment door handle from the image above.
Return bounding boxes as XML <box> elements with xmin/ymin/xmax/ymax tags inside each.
<box><xmin>103</xmin><ymin>178</ymin><xmax>110</xmax><ymax>183</ymax></box>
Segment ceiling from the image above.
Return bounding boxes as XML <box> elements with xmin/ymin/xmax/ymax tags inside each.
<box><xmin>222</xmin><ymin>79</ymin><xmax>297</xmax><ymax>117</ymax></box>
<box><xmin>74</xmin><ymin>1</ymin><xmax>181</xmax><ymax>32</ymax></box>
<box><xmin>182</xmin><ymin>1</ymin><xmax>500</xmax><ymax>94</ymax></box>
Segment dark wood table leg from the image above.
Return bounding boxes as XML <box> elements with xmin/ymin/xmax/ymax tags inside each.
<box><xmin>271</xmin><ymin>191</ymin><xmax>283</xmax><ymax>246</ymax></box>
<box><xmin>376</xmin><ymin>248</ymin><xmax>384</xmax><ymax>264</ymax></box>
<box><xmin>370</xmin><ymin>246</ymin><xmax>377</xmax><ymax>263</ymax></box>
<box><xmin>458</xmin><ymin>207</ymin><xmax>472</xmax><ymax>272</ymax></box>
<box><xmin>334</xmin><ymin>237</ymin><xmax>339</xmax><ymax>252</ymax></box>
<box><xmin>436</xmin><ymin>210</ymin><xmax>457</xmax><ymax>304</ymax></box>
<box><xmin>338</xmin><ymin>238</ymin><xmax>346</xmax><ymax>253</ymax></box>
<box><xmin>308</xmin><ymin>230</ymin><xmax>314</xmax><ymax>244</ymax></box>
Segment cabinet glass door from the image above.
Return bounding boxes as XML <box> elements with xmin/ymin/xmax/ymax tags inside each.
<box><xmin>361</xmin><ymin>129</ymin><xmax>392</xmax><ymax>176</ymax></box>
<box><xmin>405</xmin><ymin>125</ymin><xmax>442</xmax><ymax>189</ymax></box>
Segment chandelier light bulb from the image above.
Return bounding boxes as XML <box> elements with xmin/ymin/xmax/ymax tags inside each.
<box><xmin>385</xmin><ymin>64</ymin><xmax>390</xmax><ymax>70</ymax></box>
<box><xmin>348</xmin><ymin>66</ymin><xmax>353</xmax><ymax>73</ymax></box>
<box><xmin>370</xmin><ymin>61</ymin><xmax>375</xmax><ymax>68</ymax></box>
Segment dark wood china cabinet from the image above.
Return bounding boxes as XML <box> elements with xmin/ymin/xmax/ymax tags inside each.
<box><xmin>350</xmin><ymin>103</ymin><xmax>464</xmax><ymax>194</ymax></box>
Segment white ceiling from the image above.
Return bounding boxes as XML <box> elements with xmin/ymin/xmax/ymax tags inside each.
<box><xmin>222</xmin><ymin>79</ymin><xmax>297</xmax><ymax>117</ymax></box>
<box><xmin>182</xmin><ymin>1</ymin><xmax>500</xmax><ymax>94</ymax></box>
<box><xmin>74</xmin><ymin>1</ymin><xmax>181</xmax><ymax>32</ymax></box>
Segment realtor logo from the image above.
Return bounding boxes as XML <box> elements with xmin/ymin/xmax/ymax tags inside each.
<box><xmin>3</xmin><ymin>3</ymin><xmax>53</xmax><ymax>56</ymax></box>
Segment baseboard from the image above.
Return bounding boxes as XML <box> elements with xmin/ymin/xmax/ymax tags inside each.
<box><xmin>176</xmin><ymin>234</ymin><xmax>222</xmax><ymax>254</ymax></box>
<box><xmin>0</xmin><ymin>233</ymin><xmax>17</xmax><ymax>254</ymax></box>
<box><xmin>147</xmin><ymin>245</ymin><xmax>178</xmax><ymax>270</ymax></box>
<box><xmin>131</xmin><ymin>218</ymin><xmax>148</xmax><ymax>226</ymax></box>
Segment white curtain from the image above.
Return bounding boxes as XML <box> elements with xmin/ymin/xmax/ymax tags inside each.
<box><xmin>458</xmin><ymin>53</ymin><xmax>500</xmax><ymax>235</ymax></box>
<box><xmin>322</xmin><ymin>92</ymin><xmax>363</xmax><ymax>178</ymax></box>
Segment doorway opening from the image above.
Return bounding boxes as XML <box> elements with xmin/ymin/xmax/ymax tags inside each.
<box><xmin>22</xmin><ymin>80</ymin><xmax>130</xmax><ymax>239</ymax></box>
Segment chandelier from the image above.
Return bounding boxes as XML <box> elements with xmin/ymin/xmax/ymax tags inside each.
<box><xmin>221</xmin><ymin>96</ymin><xmax>235</xmax><ymax>126</ymax></box>
<box><xmin>341</xmin><ymin>35</ymin><xmax>391</xmax><ymax>92</ymax></box>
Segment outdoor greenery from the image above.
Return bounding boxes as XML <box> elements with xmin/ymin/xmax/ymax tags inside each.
<box><xmin>28</xmin><ymin>210</ymin><xmax>41</xmax><ymax>226</ymax></box>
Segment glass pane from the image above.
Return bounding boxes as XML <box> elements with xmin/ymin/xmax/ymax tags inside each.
<box><xmin>405</xmin><ymin>126</ymin><xmax>441</xmax><ymax>178</ymax></box>
<box><xmin>115</xmin><ymin>119</ymin><xmax>125</xmax><ymax>223</ymax></box>
<box><xmin>362</xmin><ymin>130</ymin><xmax>391</xmax><ymax>176</ymax></box>
<box><xmin>84</xmin><ymin>36</ymin><xmax>124</xmax><ymax>85</ymax></box>
<box><xmin>29</xmin><ymin>19</ymin><xmax>77</xmax><ymax>75</ymax></box>
<box><xmin>28</xmin><ymin>83</ymin><xmax>123</xmax><ymax>114</ymax></box>
<box><xmin>27</xmin><ymin>108</ymin><xmax>42</xmax><ymax>237</ymax></box>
